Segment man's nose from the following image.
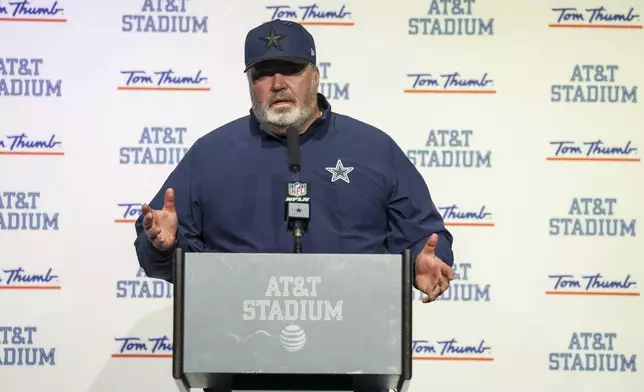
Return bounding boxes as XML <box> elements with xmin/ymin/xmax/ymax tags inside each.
<box><xmin>271</xmin><ymin>73</ymin><xmax>287</xmax><ymax>90</ymax></box>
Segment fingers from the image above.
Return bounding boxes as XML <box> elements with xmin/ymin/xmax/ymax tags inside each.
<box><xmin>141</xmin><ymin>204</ymin><xmax>160</xmax><ymax>239</ymax></box>
<box><xmin>441</xmin><ymin>263</ymin><xmax>455</xmax><ymax>280</ymax></box>
<box><xmin>422</xmin><ymin>284</ymin><xmax>442</xmax><ymax>303</ymax></box>
<box><xmin>422</xmin><ymin>279</ymin><xmax>450</xmax><ymax>303</ymax></box>
<box><xmin>422</xmin><ymin>285</ymin><xmax>442</xmax><ymax>303</ymax></box>
<box><xmin>164</xmin><ymin>188</ymin><xmax>175</xmax><ymax>212</ymax></box>
<box><xmin>422</xmin><ymin>233</ymin><xmax>439</xmax><ymax>255</ymax></box>
<box><xmin>140</xmin><ymin>192</ymin><xmax>175</xmax><ymax>251</ymax></box>
<box><xmin>434</xmin><ymin>265</ymin><xmax>452</xmax><ymax>299</ymax></box>
<box><xmin>147</xmin><ymin>224</ymin><xmax>161</xmax><ymax>240</ymax></box>
<box><xmin>141</xmin><ymin>204</ymin><xmax>154</xmax><ymax>229</ymax></box>
<box><xmin>146</xmin><ymin>222</ymin><xmax>170</xmax><ymax>249</ymax></box>
<box><xmin>151</xmin><ymin>232</ymin><xmax>166</xmax><ymax>248</ymax></box>
<box><xmin>421</xmin><ymin>266</ymin><xmax>442</xmax><ymax>303</ymax></box>
<box><xmin>439</xmin><ymin>275</ymin><xmax>449</xmax><ymax>293</ymax></box>
<box><xmin>420</xmin><ymin>265</ymin><xmax>452</xmax><ymax>303</ymax></box>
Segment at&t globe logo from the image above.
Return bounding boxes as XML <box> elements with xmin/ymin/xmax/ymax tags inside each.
<box><xmin>280</xmin><ymin>324</ymin><xmax>307</xmax><ymax>352</ymax></box>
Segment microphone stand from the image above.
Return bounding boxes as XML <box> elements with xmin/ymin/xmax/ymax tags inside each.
<box><xmin>288</xmin><ymin>165</ymin><xmax>306</xmax><ymax>254</ymax></box>
<box><xmin>293</xmin><ymin>226</ymin><xmax>303</xmax><ymax>254</ymax></box>
<box><xmin>291</xmin><ymin>206</ymin><xmax>304</xmax><ymax>254</ymax></box>
<box><xmin>285</xmin><ymin>127</ymin><xmax>308</xmax><ymax>254</ymax></box>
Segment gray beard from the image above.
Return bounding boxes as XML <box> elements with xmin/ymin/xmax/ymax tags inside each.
<box><xmin>252</xmin><ymin>98</ymin><xmax>316</xmax><ymax>128</ymax></box>
<box><xmin>250</xmin><ymin>82</ymin><xmax>318</xmax><ymax>129</ymax></box>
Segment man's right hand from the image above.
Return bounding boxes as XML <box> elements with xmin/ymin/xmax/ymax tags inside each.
<box><xmin>141</xmin><ymin>188</ymin><xmax>178</xmax><ymax>251</ymax></box>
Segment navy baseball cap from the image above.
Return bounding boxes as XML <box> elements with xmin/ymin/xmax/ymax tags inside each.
<box><xmin>244</xmin><ymin>19</ymin><xmax>316</xmax><ymax>72</ymax></box>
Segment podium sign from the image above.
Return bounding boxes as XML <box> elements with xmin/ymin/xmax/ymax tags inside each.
<box><xmin>172</xmin><ymin>250</ymin><xmax>412</xmax><ymax>391</ymax></box>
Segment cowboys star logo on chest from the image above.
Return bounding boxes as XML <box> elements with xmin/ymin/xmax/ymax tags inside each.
<box><xmin>325</xmin><ymin>159</ymin><xmax>354</xmax><ymax>183</ymax></box>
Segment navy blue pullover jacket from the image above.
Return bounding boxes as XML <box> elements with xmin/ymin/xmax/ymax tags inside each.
<box><xmin>134</xmin><ymin>94</ymin><xmax>453</xmax><ymax>283</ymax></box>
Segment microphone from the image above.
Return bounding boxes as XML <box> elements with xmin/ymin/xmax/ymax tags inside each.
<box><xmin>284</xmin><ymin>126</ymin><xmax>309</xmax><ymax>254</ymax></box>
<box><xmin>287</xmin><ymin>126</ymin><xmax>301</xmax><ymax>175</ymax></box>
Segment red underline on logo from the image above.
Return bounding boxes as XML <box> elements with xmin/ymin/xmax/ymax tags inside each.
<box><xmin>0</xmin><ymin>18</ymin><xmax>67</xmax><ymax>22</ymax></box>
<box><xmin>547</xmin><ymin>157</ymin><xmax>640</xmax><ymax>162</ymax></box>
<box><xmin>413</xmin><ymin>356</ymin><xmax>494</xmax><ymax>361</ymax></box>
<box><xmin>0</xmin><ymin>151</ymin><xmax>64</xmax><ymax>156</ymax></box>
<box><xmin>404</xmin><ymin>89</ymin><xmax>496</xmax><ymax>94</ymax></box>
<box><xmin>0</xmin><ymin>286</ymin><xmax>61</xmax><ymax>290</ymax></box>
<box><xmin>299</xmin><ymin>21</ymin><xmax>354</xmax><ymax>26</ymax></box>
<box><xmin>265</xmin><ymin>20</ymin><xmax>354</xmax><ymax>26</ymax></box>
<box><xmin>115</xmin><ymin>219</ymin><xmax>136</xmax><ymax>223</ymax></box>
<box><xmin>548</xmin><ymin>24</ymin><xmax>642</xmax><ymax>29</ymax></box>
<box><xmin>545</xmin><ymin>291</ymin><xmax>640</xmax><ymax>296</ymax></box>
<box><xmin>117</xmin><ymin>87</ymin><xmax>211</xmax><ymax>91</ymax></box>
<box><xmin>445</xmin><ymin>222</ymin><xmax>495</xmax><ymax>227</ymax></box>
<box><xmin>112</xmin><ymin>354</ymin><xmax>172</xmax><ymax>358</ymax></box>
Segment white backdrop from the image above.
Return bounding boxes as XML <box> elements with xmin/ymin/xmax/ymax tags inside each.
<box><xmin>1</xmin><ymin>0</ymin><xmax>643</xmax><ymax>391</ymax></box>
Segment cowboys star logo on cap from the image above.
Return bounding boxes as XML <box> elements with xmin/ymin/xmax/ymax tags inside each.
<box><xmin>243</xmin><ymin>20</ymin><xmax>316</xmax><ymax>72</ymax></box>
<box><xmin>260</xmin><ymin>27</ymin><xmax>286</xmax><ymax>51</ymax></box>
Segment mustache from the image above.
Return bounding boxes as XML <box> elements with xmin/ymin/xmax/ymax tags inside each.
<box><xmin>268</xmin><ymin>94</ymin><xmax>296</xmax><ymax>104</ymax></box>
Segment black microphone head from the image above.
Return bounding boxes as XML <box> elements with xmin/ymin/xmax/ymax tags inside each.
<box><xmin>286</xmin><ymin>126</ymin><xmax>301</xmax><ymax>174</ymax></box>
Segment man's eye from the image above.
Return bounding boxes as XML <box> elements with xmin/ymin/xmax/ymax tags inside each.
<box><xmin>252</xmin><ymin>65</ymin><xmax>304</xmax><ymax>79</ymax></box>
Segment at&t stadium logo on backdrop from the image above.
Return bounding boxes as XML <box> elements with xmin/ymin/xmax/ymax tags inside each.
<box><xmin>546</xmin><ymin>272</ymin><xmax>638</xmax><ymax>297</ymax></box>
<box><xmin>549</xmin><ymin>6</ymin><xmax>641</xmax><ymax>29</ymax></box>
<box><xmin>0</xmin><ymin>326</ymin><xmax>56</xmax><ymax>366</ymax></box>
<box><xmin>112</xmin><ymin>335</ymin><xmax>172</xmax><ymax>358</ymax></box>
<box><xmin>414</xmin><ymin>261</ymin><xmax>490</xmax><ymax>302</ymax></box>
<box><xmin>0</xmin><ymin>266</ymin><xmax>60</xmax><ymax>290</ymax></box>
<box><xmin>116</xmin><ymin>267</ymin><xmax>172</xmax><ymax>299</ymax></box>
<box><xmin>408</xmin><ymin>0</ymin><xmax>494</xmax><ymax>36</ymax></box>
<box><xmin>120</xmin><ymin>125</ymin><xmax>190</xmax><ymax>165</ymax></box>
<box><xmin>317</xmin><ymin>61</ymin><xmax>349</xmax><ymax>101</ymax></box>
<box><xmin>550</xmin><ymin>332</ymin><xmax>636</xmax><ymax>372</ymax></box>
<box><xmin>0</xmin><ymin>0</ymin><xmax>66</xmax><ymax>23</ymax></box>
<box><xmin>547</xmin><ymin>139</ymin><xmax>639</xmax><ymax>163</ymax></box>
<box><xmin>0</xmin><ymin>58</ymin><xmax>62</xmax><ymax>98</ymax></box>
<box><xmin>549</xmin><ymin>197</ymin><xmax>635</xmax><ymax>237</ymax></box>
<box><xmin>242</xmin><ymin>276</ymin><xmax>343</xmax><ymax>352</ymax></box>
<box><xmin>412</xmin><ymin>338</ymin><xmax>493</xmax><ymax>361</ymax></box>
<box><xmin>437</xmin><ymin>204</ymin><xmax>494</xmax><ymax>227</ymax></box>
<box><xmin>122</xmin><ymin>0</ymin><xmax>208</xmax><ymax>33</ymax></box>
<box><xmin>266</xmin><ymin>3</ymin><xmax>353</xmax><ymax>26</ymax></box>
<box><xmin>407</xmin><ymin>128</ymin><xmax>491</xmax><ymax>168</ymax></box>
<box><xmin>0</xmin><ymin>192</ymin><xmax>59</xmax><ymax>231</ymax></box>
<box><xmin>405</xmin><ymin>71</ymin><xmax>495</xmax><ymax>94</ymax></box>
<box><xmin>0</xmin><ymin>133</ymin><xmax>63</xmax><ymax>156</ymax></box>
<box><xmin>117</xmin><ymin>68</ymin><xmax>209</xmax><ymax>92</ymax></box>
<box><xmin>551</xmin><ymin>64</ymin><xmax>637</xmax><ymax>104</ymax></box>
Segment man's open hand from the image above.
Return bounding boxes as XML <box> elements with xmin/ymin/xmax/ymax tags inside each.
<box><xmin>415</xmin><ymin>233</ymin><xmax>454</xmax><ymax>303</ymax></box>
<box><xmin>141</xmin><ymin>188</ymin><xmax>178</xmax><ymax>251</ymax></box>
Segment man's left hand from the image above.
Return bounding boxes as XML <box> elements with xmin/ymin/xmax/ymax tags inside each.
<box><xmin>415</xmin><ymin>233</ymin><xmax>454</xmax><ymax>303</ymax></box>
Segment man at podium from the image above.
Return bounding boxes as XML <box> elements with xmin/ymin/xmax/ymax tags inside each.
<box><xmin>133</xmin><ymin>19</ymin><xmax>454</xmax><ymax>303</ymax></box>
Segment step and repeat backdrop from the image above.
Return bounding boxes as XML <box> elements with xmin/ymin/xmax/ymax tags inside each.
<box><xmin>1</xmin><ymin>0</ymin><xmax>642</xmax><ymax>391</ymax></box>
